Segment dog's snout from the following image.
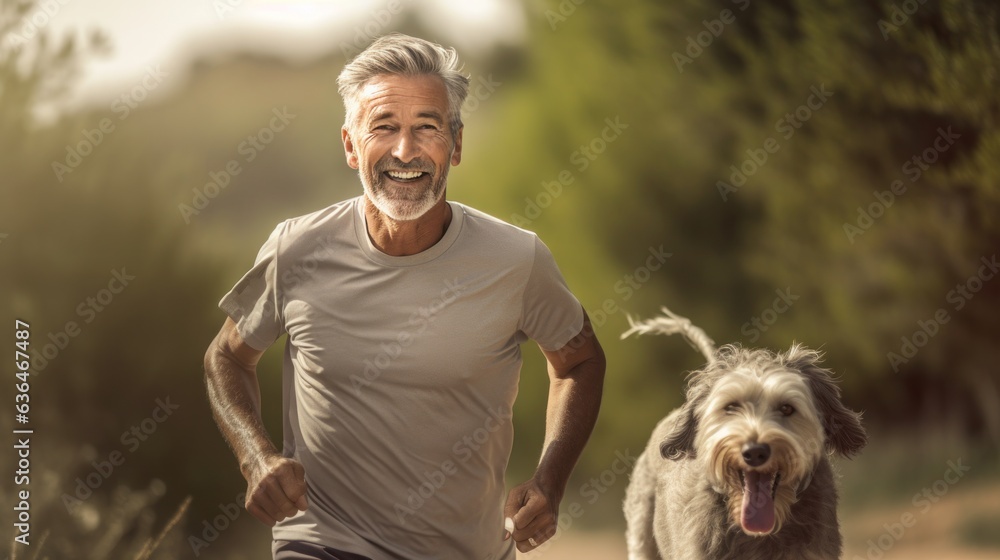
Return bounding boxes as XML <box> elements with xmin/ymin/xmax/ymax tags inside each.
<box><xmin>741</xmin><ymin>443</ymin><xmax>771</xmax><ymax>467</ymax></box>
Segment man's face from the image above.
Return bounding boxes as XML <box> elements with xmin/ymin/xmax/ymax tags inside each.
<box><xmin>342</xmin><ymin>73</ymin><xmax>463</xmax><ymax>221</ymax></box>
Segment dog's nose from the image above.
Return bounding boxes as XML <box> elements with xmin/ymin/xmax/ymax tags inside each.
<box><xmin>741</xmin><ymin>443</ymin><xmax>771</xmax><ymax>467</ymax></box>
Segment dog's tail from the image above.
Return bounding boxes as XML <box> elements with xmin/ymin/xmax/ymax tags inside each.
<box><xmin>621</xmin><ymin>306</ymin><xmax>717</xmax><ymax>364</ymax></box>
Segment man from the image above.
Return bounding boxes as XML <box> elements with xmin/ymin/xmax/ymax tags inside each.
<box><xmin>204</xmin><ymin>33</ymin><xmax>605</xmax><ymax>560</ymax></box>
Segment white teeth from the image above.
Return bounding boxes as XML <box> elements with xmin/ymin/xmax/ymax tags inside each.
<box><xmin>387</xmin><ymin>170</ymin><xmax>424</xmax><ymax>180</ymax></box>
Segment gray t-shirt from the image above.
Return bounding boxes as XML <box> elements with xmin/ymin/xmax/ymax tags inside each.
<box><xmin>219</xmin><ymin>196</ymin><xmax>584</xmax><ymax>559</ymax></box>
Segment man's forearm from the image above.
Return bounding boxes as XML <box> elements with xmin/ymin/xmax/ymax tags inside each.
<box><xmin>536</xmin><ymin>356</ymin><xmax>606</xmax><ymax>497</ymax></box>
<box><xmin>204</xmin><ymin>346</ymin><xmax>278</xmax><ymax>475</ymax></box>
<box><xmin>204</xmin><ymin>324</ymin><xmax>309</xmax><ymax>526</ymax></box>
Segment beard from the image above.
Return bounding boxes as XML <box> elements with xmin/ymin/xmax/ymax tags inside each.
<box><xmin>359</xmin><ymin>154</ymin><xmax>449</xmax><ymax>221</ymax></box>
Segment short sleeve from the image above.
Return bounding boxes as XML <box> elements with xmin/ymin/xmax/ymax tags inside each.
<box><xmin>519</xmin><ymin>235</ymin><xmax>584</xmax><ymax>351</ymax></box>
<box><xmin>218</xmin><ymin>223</ymin><xmax>286</xmax><ymax>351</ymax></box>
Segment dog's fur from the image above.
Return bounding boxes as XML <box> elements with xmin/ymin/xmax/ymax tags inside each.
<box><xmin>622</xmin><ymin>308</ymin><xmax>866</xmax><ymax>560</ymax></box>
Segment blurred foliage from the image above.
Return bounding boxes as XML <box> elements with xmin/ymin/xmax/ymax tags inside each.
<box><xmin>958</xmin><ymin>513</ymin><xmax>1000</xmax><ymax>548</ymax></box>
<box><xmin>2</xmin><ymin>0</ymin><xmax>999</xmax><ymax>557</ymax></box>
<box><xmin>484</xmin><ymin>0</ymin><xmax>1000</xmax><ymax>507</ymax></box>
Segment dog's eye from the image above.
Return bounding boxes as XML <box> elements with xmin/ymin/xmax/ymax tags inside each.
<box><xmin>779</xmin><ymin>404</ymin><xmax>796</xmax><ymax>416</ymax></box>
<box><xmin>724</xmin><ymin>402</ymin><xmax>740</xmax><ymax>414</ymax></box>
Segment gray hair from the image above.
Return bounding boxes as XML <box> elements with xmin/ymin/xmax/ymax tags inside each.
<box><xmin>337</xmin><ymin>33</ymin><xmax>470</xmax><ymax>139</ymax></box>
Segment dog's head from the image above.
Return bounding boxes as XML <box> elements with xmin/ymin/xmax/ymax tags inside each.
<box><xmin>659</xmin><ymin>343</ymin><xmax>866</xmax><ymax>536</ymax></box>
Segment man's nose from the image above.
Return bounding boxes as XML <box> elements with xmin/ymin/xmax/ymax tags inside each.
<box><xmin>391</xmin><ymin>130</ymin><xmax>420</xmax><ymax>163</ymax></box>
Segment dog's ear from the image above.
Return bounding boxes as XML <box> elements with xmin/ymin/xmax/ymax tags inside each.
<box><xmin>660</xmin><ymin>402</ymin><xmax>698</xmax><ymax>460</ymax></box>
<box><xmin>659</xmin><ymin>371</ymin><xmax>713</xmax><ymax>460</ymax></box>
<box><xmin>785</xmin><ymin>344</ymin><xmax>868</xmax><ymax>457</ymax></box>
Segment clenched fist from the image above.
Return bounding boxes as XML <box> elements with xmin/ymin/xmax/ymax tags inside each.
<box><xmin>503</xmin><ymin>477</ymin><xmax>561</xmax><ymax>553</ymax></box>
<box><xmin>244</xmin><ymin>453</ymin><xmax>308</xmax><ymax>526</ymax></box>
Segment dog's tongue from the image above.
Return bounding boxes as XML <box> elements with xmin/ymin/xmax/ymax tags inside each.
<box><xmin>741</xmin><ymin>471</ymin><xmax>775</xmax><ymax>534</ymax></box>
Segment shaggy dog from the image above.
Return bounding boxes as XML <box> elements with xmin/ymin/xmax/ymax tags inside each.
<box><xmin>621</xmin><ymin>308</ymin><xmax>866</xmax><ymax>560</ymax></box>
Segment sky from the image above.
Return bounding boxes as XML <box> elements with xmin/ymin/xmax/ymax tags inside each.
<box><xmin>8</xmin><ymin>0</ymin><xmax>525</xmax><ymax>120</ymax></box>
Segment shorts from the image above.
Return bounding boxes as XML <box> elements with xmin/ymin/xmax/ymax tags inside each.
<box><xmin>272</xmin><ymin>540</ymin><xmax>373</xmax><ymax>560</ymax></box>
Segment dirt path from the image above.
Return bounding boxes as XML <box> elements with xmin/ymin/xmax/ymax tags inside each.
<box><xmin>515</xmin><ymin>483</ymin><xmax>1000</xmax><ymax>559</ymax></box>
<box><xmin>841</xmin><ymin>482</ymin><xmax>1000</xmax><ymax>560</ymax></box>
<box><xmin>517</xmin><ymin>530</ymin><xmax>626</xmax><ymax>559</ymax></box>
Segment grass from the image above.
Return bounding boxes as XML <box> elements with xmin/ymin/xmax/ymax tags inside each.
<box><xmin>133</xmin><ymin>496</ymin><xmax>191</xmax><ymax>560</ymax></box>
<box><xmin>9</xmin><ymin>430</ymin><xmax>997</xmax><ymax>558</ymax></box>
<box><xmin>8</xmin><ymin>492</ymin><xmax>191</xmax><ymax>560</ymax></box>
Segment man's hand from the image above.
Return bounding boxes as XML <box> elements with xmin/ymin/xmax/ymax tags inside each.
<box><xmin>244</xmin><ymin>452</ymin><xmax>309</xmax><ymax>527</ymax></box>
<box><xmin>206</xmin><ymin>319</ymin><xmax>308</xmax><ymax>527</ymax></box>
<box><xmin>503</xmin><ymin>477</ymin><xmax>561</xmax><ymax>552</ymax></box>
<box><xmin>502</xmin><ymin>310</ymin><xmax>605</xmax><ymax>552</ymax></box>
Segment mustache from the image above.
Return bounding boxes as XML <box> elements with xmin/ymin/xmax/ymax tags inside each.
<box><xmin>374</xmin><ymin>157</ymin><xmax>434</xmax><ymax>174</ymax></box>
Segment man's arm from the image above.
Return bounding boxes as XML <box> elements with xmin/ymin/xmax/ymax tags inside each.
<box><xmin>204</xmin><ymin>317</ymin><xmax>308</xmax><ymax>526</ymax></box>
<box><xmin>504</xmin><ymin>310</ymin><xmax>606</xmax><ymax>552</ymax></box>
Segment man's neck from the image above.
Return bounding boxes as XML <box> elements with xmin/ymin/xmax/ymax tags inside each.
<box><xmin>363</xmin><ymin>196</ymin><xmax>453</xmax><ymax>257</ymax></box>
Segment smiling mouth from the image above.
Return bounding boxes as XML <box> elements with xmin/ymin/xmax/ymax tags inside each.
<box><xmin>738</xmin><ymin>469</ymin><xmax>781</xmax><ymax>535</ymax></box>
<box><xmin>384</xmin><ymin>170</ymin><xmax>428</xmax><ymax>182</ymax></box>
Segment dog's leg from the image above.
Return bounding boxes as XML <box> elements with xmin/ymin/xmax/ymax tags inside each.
<box><xmin>624</xmin><ymin>448</ymin><xmax>662</xmax><ymax>560</ymax></box>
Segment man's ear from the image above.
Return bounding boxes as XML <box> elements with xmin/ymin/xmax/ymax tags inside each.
<box><xmin>451</xmin><ymin>125</ymin><xmax>463</xmax><ymax>166</ymax></box>
<box><xmin>342</xmin><ymin>126</ymin><xmax>359</xmax><ymax>170</ymax></box>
